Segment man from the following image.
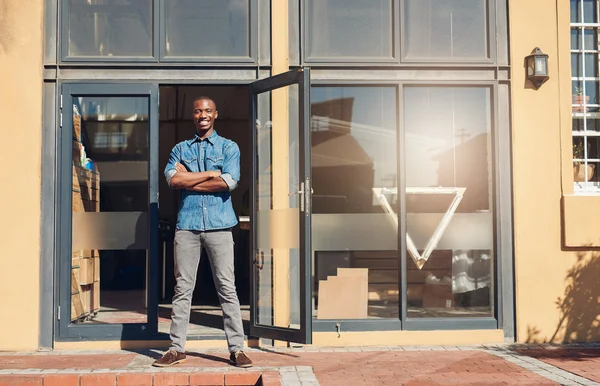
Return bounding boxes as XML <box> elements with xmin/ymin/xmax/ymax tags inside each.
<box><xmin>153</xmin><ymin>96</ymin><xmax>252</xmax><ymax>368</ymax></box>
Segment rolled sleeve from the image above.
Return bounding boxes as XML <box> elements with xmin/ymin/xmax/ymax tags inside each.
<box><xmin>220</xmin><ymin>173</ymin><xmax>238</xmax><ymax>191</ymax></box>
<box><xmin>165</xmin><ymin>144</ymin><xmax>181</xmax><ymax>188</ymax></box>
<box><xmin>221</xmin><ymin>142</ymin><xmax>240</xmax><ymax>191</ymax></box>
<box><xmin>165</xmin><ymin>169</ymin><xmax>178</xmax><ymax>187</ymax></box>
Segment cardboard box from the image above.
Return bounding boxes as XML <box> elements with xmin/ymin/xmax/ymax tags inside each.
<box><xmin>422</xmin><ymin>284</ymin><xmax>454</xmax><ymax>308</ymax></box>
<box><xmin>317</xmin><ymin>268</ymin><xmax>369</xmax><ymax>319</ymax></box>
<box><xmin>79</xmin><ymin>257</ymin><xmax>94</xmax><ymax>285</ymax></box>
<box><xmin>91</xmin><ymin>281</ymin><xmax>100</xmax><ymax>312</ymax></box>
<box><xmin>93</xmin><ymin>257</ymin><xmax>100</xmax><ymax>282</ymax></box>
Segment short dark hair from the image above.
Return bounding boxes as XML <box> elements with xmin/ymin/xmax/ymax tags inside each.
<box><xmin>193</xmin><ymin>96</ymin><xmax>217</xmax><ymax>110</ymax></box>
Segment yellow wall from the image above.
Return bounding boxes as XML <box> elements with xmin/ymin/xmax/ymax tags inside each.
<box><xmin>0</xmin><ymin>0</ymin><xmax>43</xmax><ymax>350</ymax></box>
<box><xmin>3</xmin><ymin>0</ymin><xmax>599</xmax><ymax>350</ymax></box>
<box><xmin>510</xmin><ymin>0</ymin><xmax>600</xmax><ymax>343</ymax></box>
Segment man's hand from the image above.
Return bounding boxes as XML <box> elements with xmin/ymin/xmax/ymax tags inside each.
<box><xmin>175</xmin><ymin>163</ymin><xmax>187</xmax><ymax>173</ymax></box>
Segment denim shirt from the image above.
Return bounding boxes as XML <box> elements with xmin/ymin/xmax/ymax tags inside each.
<box><xmin>164</xmin><ymin>131</ymin><xmax>240</xmax><ymax>231</ymax></box>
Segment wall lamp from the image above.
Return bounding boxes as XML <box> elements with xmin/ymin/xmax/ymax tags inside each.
<box><xmin>525</xmin><ymin>47</ymin><xmax>549</xmax><ymax>89</ymax></box>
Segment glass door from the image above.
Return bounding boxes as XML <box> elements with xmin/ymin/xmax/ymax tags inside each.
<box><xmin>57</xmin><ymin>83</ymin><xmax>159</xmax><ymax>340</ymax></box>
<box><xmin>249</xmin><ymin>69</ymin><xmax>312</xmax><ymax>343</ymax></box>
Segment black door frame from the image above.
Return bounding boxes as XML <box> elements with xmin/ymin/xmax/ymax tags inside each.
<box><xmin>56</xmin><ymin>83</ymin><xmax>160</xmax><ymax>341</ymax></box>
<box><xmin>248</xmin><ymin>68</ymin><xmax>313</xmax><ymax>344</ymax></box>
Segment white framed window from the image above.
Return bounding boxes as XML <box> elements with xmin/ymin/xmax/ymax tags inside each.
<box><xmin>571</xmin><ymin>0</ymin><xmax>600</xmax><ymax>192</ymax></box>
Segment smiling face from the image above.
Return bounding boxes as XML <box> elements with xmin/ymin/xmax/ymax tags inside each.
<box><xmin>192</xmin><ymin>98</ymin><xmax>218</xmax><ymax>136</ymax></box>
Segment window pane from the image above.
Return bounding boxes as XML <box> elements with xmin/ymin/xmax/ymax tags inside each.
<box><xmin>404</xmin><ymin>87</ymin><xmax>494</xmax><ymax>318</ymax></box>
<box><xmin>584</xmin><ymin>0</ymin><xmax>597</xmax><ymax>23</ymax></box>
<box><xmin>585</xmin><ymin>80</ymin><xmax>599</xmax><ymax>104</ymax></box>
<box><xmin>572</xmin><ymin>53</ymin><xmax>583</xmax><ymax>77</ymax></box>
<box><xmin>70</xmin><ymin>96</ymin><xmax>149</xmax><ymax>324</ymax></box>
<box><xmin>583</xmin><ymin>28</ymin><xmax>597</xmax><ymax>50</ymax></box>
<box><xmin>164</xmin><ymin>0</ymin><xmax>250</xmax><ymax>58</ymax></box>
<box><xmin>585</xmin><ymin>53</ymin><xmax>598</xmax><ymax>77</ymax></box>
<box><xmin>306</xmin><ymin>0</ymin><xmax>393</xmax><ymax>59</ymax></box>
<box><xmin>311</xmin><ymin>86</ymin><xmax>399</xmax><ymax>319</ymax></box>
<box><xmin>572</xmin><ymin>28</ymin><xmax>581</xmax><ymax>50</ymax></box>
<box><xmin>404</xmin><ymin>0</ymin><xmax>488</xmax><ymax>60</ymax></box>
<box><xmin>571</xmin><ymin>0</ymin><xmax>581</xmax><ymax>23</ymax></box>
<box><xmin>67</xmin><ymin>0</ymin><xmax>152</xmax><ymax>58</ymax></box>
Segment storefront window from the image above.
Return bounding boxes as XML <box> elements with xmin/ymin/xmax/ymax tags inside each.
<box><xmin>311</xmin><ymin>86</ymin><xmax>399</xmax><ymax>319</ymax></box>
<box><xmin>305</xmin><ymin>0</ymin><xmax>394</xmax><ymax>61</ymax></box>
<box><xmin>403</xmin><ymin>0</ymin><xmax>489</xmax><ymax>61</ymax></box>
<box><xmin>403</xmin><ymin>86</ymin><xmax>494</xmax><ymax>318</ymax></box>
<box><xmin>163</xmin><ymin>0</ymin><xmax>250</xmax><ymax>59</ymax></box>
<box><xmin>65</xmin><ymin>0</ymin><xmax>153</xmax><ymax>58</ymax></box>
<box><xmin>70</xmin><ymin>96</ymin><xmax>149</xmax><ymax>324</ymax></box>
<box><xmin>571</xmin><ymin>0</ymin><xmax>600</xmax><ymax>192</ymax></box>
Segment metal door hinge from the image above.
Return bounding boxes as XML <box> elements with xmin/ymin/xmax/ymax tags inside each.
<box><xmin>59</xmin><ymin>113</ymin><xmax>63</xmax><ymax>128</ymax></box>
<box><xmin>60</xmin><ymin>95</ymin><xmax>63</xmax><ymax>109</ymax></box>
<box><xmin>57</xmin><ymin>306</ymin><xmax>60</xmax><ymax>320</ymax></box>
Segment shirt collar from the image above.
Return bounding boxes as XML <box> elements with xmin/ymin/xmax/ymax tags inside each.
<box><xmin>187</xmin><ymin>130</ymin><xmax>218</xmax><ymax>146</ymax></box>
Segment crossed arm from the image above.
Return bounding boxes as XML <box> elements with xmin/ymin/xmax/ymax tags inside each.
<box><xmin>169</xmin><ymin>163</ymin><xmax>229</xmax><ymax>193</ymax></box>
<box><xmin>165</xmin><ymin>142</ymin><xmax>240</xmax><ymax>193</ymax></box>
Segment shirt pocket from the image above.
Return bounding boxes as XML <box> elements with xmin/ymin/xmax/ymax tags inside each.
<box><xmin>206</xmin><ymin>155</ymin><xmax>224</xmax><ymax>171</ymax></box>
<box><xmin>181</xmin><ymin>156</ymin><xmax>198</xmax><ymax>172</ymax></box>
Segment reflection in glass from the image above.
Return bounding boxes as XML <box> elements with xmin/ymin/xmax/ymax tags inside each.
<box><xmin>310</xmin><ymin>87</ymin><xmax>398</xmax><ymax>319</ymax></box>
<box><xmin>571</xmin><ymin>29</ymin><xmax>581</xmax><ymax>50</ymax></box>
<box><xmin>306</xmin><ymin>0</ymin><xmax>393</xmax><ymax>59</ymax></box>
<box><xmin>573</xmin><ymin>136</ymin><xmax>600</xmax><ymax>184</ymax></box>
<box><xmin>404</xmin><ymin>0</ymin><xmax>488</xmax><ymax>60</ymax></box>
<box><xmin>164</xmin><ymin>0</ymin><xmax>250</xmax><ymax>58</ymax></box>
<box><xmin>584</xmin><ymin>0</ymin><xmax>597</xmax><ymax>23</ymax></box>
<box><xmin>404</xmin><ymin>87</ymin><xmax>494</xmax><ymax>318</ymax></box>
<box><xmin>585</xmin><ymin>54</ymin><xmax>598</xmax><ymax>78</ymax></box>
<box><xmin>67</xmin><ymin>0</ymin><xmax>153</xmax><ymax>57</ymax></box>
<box><xmin>70</xmin><ymin>96</ymin><xmax>149</xmax><ymax>324</ymax></box>
<box><xmin>572</xmin><ymin>0</ymin><xmax>581</xmax><ymax>23</ymax></box>
<box><xmin>583</xmin><ymin>28</ymin><xmax>597</xmax><ymax>50</ymax></box>
<box><xmin>572</xmin><ymin>54</ymin><xmax>582</xmax><ymax>78</ymax></box>
<box><xmin>255</xmin><ymin>85</ymin><xmax>302</xmax><ymax>329</ymax></box>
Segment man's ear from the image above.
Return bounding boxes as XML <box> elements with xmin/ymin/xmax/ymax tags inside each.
<box><xmin>214</xmin><ymin>111</ymin><xmax>219</xmax><ymax>120</ymax></box>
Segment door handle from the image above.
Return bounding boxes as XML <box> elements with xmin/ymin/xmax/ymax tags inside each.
<box><xmin>289</xmin><ymin>182</ymin><xmax>305</xmax><ymax>211</ymax></box>
<box><xmin>289</xmin><ymin>182</ymin><xmax>305</xmax><ymax>196</ymax></box>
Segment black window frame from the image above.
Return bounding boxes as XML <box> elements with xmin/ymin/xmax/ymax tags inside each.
<box><xmin>307</xmin><ymin>79</ymin><xmax>512</xmax><ymax>336</ymax></box>
<box><xmin>59</xmin><ymin>0</ymin><xmax>264</xmax><ymax>65</ymax></box>
<box><xmin>298</xmin><ymin>0</ymin><xmax>503</xmax><ymax>66</ymax></box>
<box><xmin>301</xmin><ymin>0</ymin><xmax>400</xmax><ymax>64</ymax></box>
<box><xmin>400</xmin><ymin>0</ymin><xmax>496</xmax><ymax>64</ymax></box>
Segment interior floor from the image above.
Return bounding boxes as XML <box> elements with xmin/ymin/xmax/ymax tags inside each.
<box><xmin>82</xmin><ymin>290</ymin><xmax>251</xmax><ymax>336</ymax></box>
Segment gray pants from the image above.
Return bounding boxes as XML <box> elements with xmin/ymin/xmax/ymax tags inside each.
<box><xmin>169</xmin><ymin>229</ymin><xmax>245</xmax><ymax>353</ymax></box>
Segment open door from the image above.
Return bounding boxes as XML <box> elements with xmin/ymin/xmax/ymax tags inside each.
<box><xmin>249</xmin><ymin>68</ymin><xmax>312</xmax><ymax>344</ymax></box>
<box><xmin>58</xmin><ymin>84</ymin><xmax>159</xmax><ymax>340</ymax></box>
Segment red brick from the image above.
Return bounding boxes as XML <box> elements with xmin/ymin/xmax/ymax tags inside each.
<box><xmin>259</xmin><ymin>372</ymin><xmax>280</xmax><ymax>386</ymax></box>
<box><xmin>43</xmin><ymin>374</ymin><xmax>80</xmax><ymax>386</ymax></box>
<box><xmin>117</xmin><ymin>373</ymin><xmax>153</xmax><ymax>386</ymax></box>
<box><xmin>224</xmin><ymin>373</ymin><xmax>260</xmax><ymax>385</ymax></box>
<box><xmin>153</xmin><ymin>372</ymin><xmax>190</xmax><ymax>386</ymax></box>
<box><xmin>80</xmin><ymin>373</ymin><xmax>117</xmax><ymax>386</ymax></box>
<box><xmin>0</xmin><ymin>375</ymin><xmax>42</xmax><ymax>386</ymax></box>
<box><xmin>189</xmin><ymin>372</ymin><xmax>224</xmax><ymax>386</ymax></box>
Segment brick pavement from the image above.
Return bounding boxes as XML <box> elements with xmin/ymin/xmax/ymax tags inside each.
<box><xmin>0</xmin><ymin>345</ymin><xmax>598</xmax><ymax>385</ymax></box>
<box><xmin>518</xmin><ymin>347</ymin><xmax>600</xmax><ymax>384</ymax></box>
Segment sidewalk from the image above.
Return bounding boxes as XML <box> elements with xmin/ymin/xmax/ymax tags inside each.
<box><xmin>1</xmin><ymin>344</ymin><xmax>599</xmax><ymax>385</ymax></box>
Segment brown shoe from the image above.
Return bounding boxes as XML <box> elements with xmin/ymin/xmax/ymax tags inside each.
<box><xmin>153</xmin><ymin>349</ymin><xmax>186</xmax><ymax>367</ymax></box>
<box><xmin>230</xmin><ymin>350</ymin><xmax>253</xmax><ymax>368</ymax></box>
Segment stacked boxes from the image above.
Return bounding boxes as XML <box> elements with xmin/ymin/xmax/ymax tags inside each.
<box><xmin>70</xmin><ymin>111</ymin><xmax>101</xmax><ymax>322</ymax></box>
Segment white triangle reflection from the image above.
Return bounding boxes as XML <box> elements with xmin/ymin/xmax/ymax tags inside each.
<box><xmin>372</xmin><ymin>187</ymin><xmax>466</xmax><ymax>270</ymax></box>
